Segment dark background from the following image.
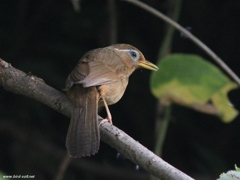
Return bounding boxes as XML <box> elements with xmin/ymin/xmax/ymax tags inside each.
<box><xmin>1</xmin><ymin>0</ymin><xmax>240</xmax><ymax>179</ymax></box>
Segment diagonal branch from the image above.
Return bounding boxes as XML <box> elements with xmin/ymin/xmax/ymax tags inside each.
<box><xmin>0</xmin><ymin>60</ymin><xmax>71</xmax><ymax>117</ymax></box>
<box><xmin>0</xmin><ymin>58</ymin><xmax>193</xmax><ymax>180</ymax></box>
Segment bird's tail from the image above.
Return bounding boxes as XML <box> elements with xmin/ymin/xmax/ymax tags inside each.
<box><xmin>66</xmin><ymin>85</ymin><xmax>100</xmax><ymax>158</ymax></box>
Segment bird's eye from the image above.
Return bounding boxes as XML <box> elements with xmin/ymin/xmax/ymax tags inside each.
<box><xmin>128</xmin><ymin>50</ymin><xmax>140</xmax><ymax>61</ymax></box>
<box><xmin>130</xmin><ymin>51</ymin><xmax>137</xmax><ymax>58</ymax></box>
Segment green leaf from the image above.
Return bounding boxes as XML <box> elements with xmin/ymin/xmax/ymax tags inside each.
<box><xmin>150</xmin><ymin>53</ymin><xmax>238</xmax><ymax>122</ymax></box>
<box><xmin>235</xmin><ymin>164</ymin><xmax>240</xmax><ymax>172</ymax></box>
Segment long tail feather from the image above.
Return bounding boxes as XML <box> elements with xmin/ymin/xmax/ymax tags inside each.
<box><xmin>66</xmin><ymin>85</ymin><xmax>100</xmax><ymax>158</ymax></box>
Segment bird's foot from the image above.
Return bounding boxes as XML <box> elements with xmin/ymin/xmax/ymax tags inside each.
<box><xmin>99</xmin><ymin>116</ymin><xmax>112</xmax><ymax>126</ymax></box>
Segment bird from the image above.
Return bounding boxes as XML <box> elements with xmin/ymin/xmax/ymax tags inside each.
<box><xmin>65</xmin><ymin>44</ymin><xmax>158</xmax><ymax>158</ymax></box>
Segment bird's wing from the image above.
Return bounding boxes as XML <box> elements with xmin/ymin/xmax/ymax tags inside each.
<box><xmin>65</xmin><ymin>48</ymin><xmax>127</xmax><ymax>89</ymax></box>
<box><xmin>65</xmin><ymin>60</ymin><xmax>89</xmax><ymax>89</ymax></box>
<box><xmin>79</xmin><ymin>60</ymin><xmax>121</xmax><ymax>87</ymax></box>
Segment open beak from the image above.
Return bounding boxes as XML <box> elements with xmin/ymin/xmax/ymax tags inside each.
<box><xmin>138</xmin><ymin>60</ymin><xmax>159</xmax><ymax>71</ymax></box>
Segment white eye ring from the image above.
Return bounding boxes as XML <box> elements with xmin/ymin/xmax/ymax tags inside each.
<box><xmin>128</xmin><ymin>50</ymin><xmax>140</xmax><ymax>61</ymax></box>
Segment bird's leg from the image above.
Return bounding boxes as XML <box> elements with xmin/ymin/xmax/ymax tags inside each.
<box><xmin>99</xmin><ymin>96</ymin><xmax>112</xmax><ymax>125</ymax></box>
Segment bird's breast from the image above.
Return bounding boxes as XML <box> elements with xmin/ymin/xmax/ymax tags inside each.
<box><xmin>98</xmin><ymin>77</ymin><xmax>129</xmax><ymax>106</ymax></box>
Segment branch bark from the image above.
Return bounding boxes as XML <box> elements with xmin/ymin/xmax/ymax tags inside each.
<box><xmin>0</xmin><ymin>58</ymin><xmax>193</xmax><ymax>180</ymax></box>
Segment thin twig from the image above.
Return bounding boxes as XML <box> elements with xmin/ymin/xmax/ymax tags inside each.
<box><xmin>108</xmin><ymin>0</ymin><xmax>118</xmax><ymax>44</ymax></box>
<box><xmin>71</xmin><ymin>0</ymin><xmax>81</xmax><ymax>12</ymax></box>
<box><xmin>158</xmin><ymin>0</ymin><xmax>182</xmax><ymax>58</ymax></box>
<box><xmin>154</xmin><ymin>0</ymin><xmax>182</xmax><ymax>160</ymax></box>
<box><xmin>122</xmin><ymin>0</ymin><xmax>240</xmax><ymax>86</ymax></box>
<box><xmin>154</xmin><ymin>104</ymin><xmax>171</xmax><ymax>157</ymax></box>
<box><xmin>54</xmin><ymin>154</ymin><xmax>71</xmax><ymax>180</ymax></box>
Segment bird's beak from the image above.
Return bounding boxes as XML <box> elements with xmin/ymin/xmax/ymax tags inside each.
<box><xmin>138</xmin><ymin>60</ymin><xmax>159</xmax><ymax>71</ymax></box>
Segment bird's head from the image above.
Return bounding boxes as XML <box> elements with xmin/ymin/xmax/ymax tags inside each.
<box><xmin>109</xmin><ymin>44</ymin><xmax>158</xmax><ymax>73</ymax></box>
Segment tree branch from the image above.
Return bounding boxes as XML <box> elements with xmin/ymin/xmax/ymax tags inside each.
<box><xmin>0</xmin><ymin>59</ymin><xmax>71</xmax><ymax>117</ymax></box>
<box><xmin>0</xmin><ymin>58</ymin><xmax>193</xmax><ymax>180</ymax></box>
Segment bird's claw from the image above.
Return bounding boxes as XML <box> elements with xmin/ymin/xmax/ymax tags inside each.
<box><xmin>99</xmin><ymin>116</ymin><xmax>112</xmax><ymax>126</ymax></box>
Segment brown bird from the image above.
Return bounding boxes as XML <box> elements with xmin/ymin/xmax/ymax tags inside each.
<box><xmin>65</xmin><ymin>44</ymin><xmax>158</xmax><ymax>158</ymax></box>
